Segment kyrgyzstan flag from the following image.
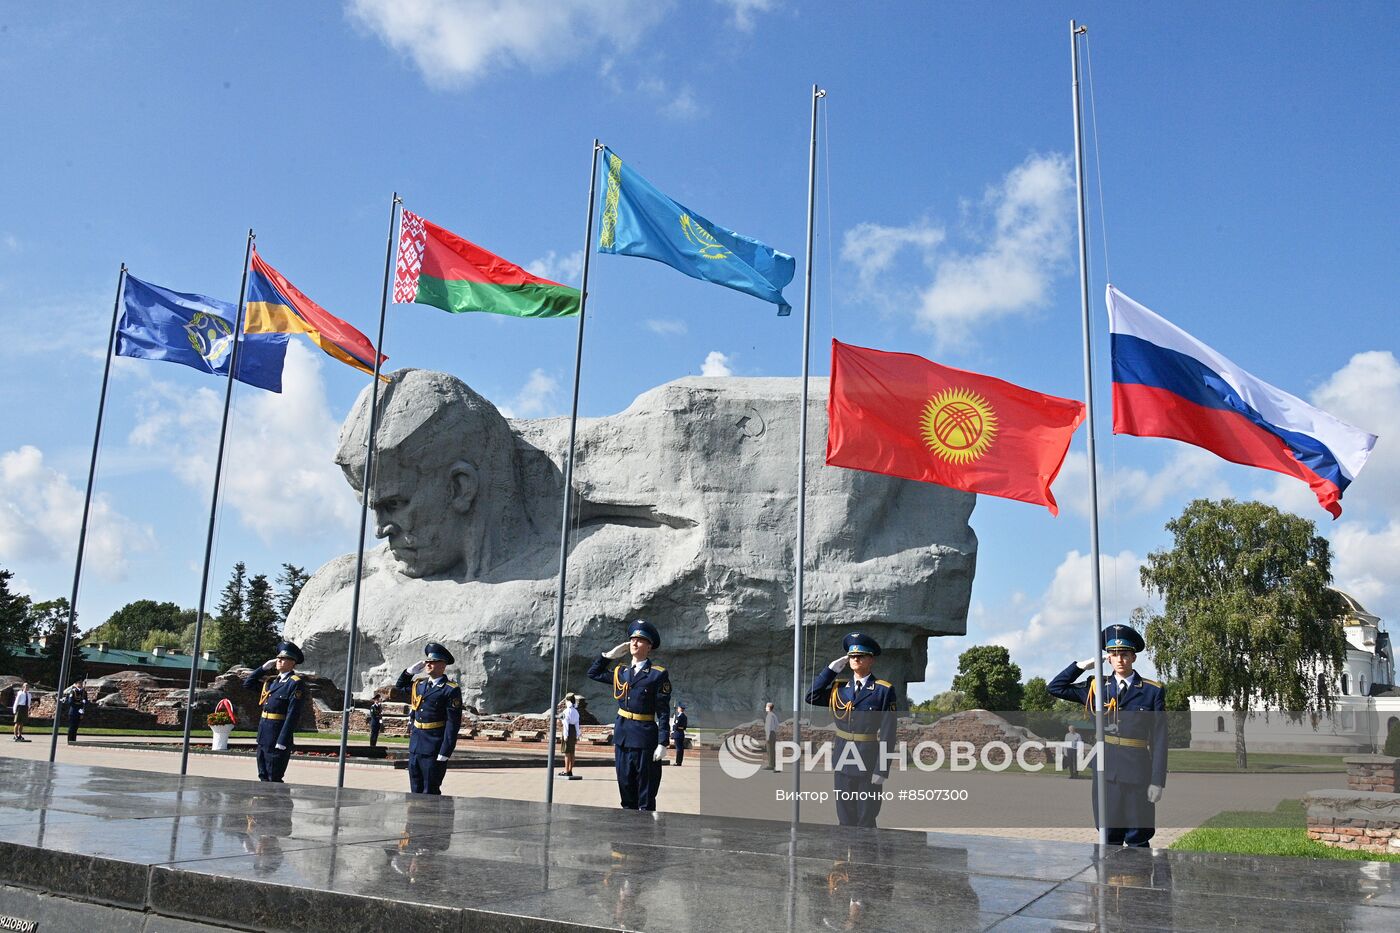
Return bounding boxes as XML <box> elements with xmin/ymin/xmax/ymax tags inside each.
<box><xmin>827</xmin><ymin>340</ymin><xmax>1087</xmax><ymax>514</ymax></box>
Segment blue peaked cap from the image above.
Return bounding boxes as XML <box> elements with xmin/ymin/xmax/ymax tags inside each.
<box><xmin>275</xmin><ymin>641</ymin><xmax>304</xmax><ymax>664</ymax></box>
<box><xmin>424</xmin><ymin>642</ymin><xmax>455</xmax><ymax>664</ymax></box>
<box><xmin>1102</xmin><ymin>624</ymin><xmax>1145</xmax><ymax>653</ymax></box>
<box><xmin>628</xmin><ymin>620</ymin><xmax>661</xmax><ymax>649</ymax></box>
<box><xmin>843</xmin><ymin>632</ymin><xmax>881</xmax><ymax>656</ymax></box>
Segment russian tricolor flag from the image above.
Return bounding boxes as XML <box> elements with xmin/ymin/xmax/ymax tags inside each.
<box><xmin>1107</xmin><ymin>285</ymin><xmax>1376</xmax><ymax>518</ymax></box>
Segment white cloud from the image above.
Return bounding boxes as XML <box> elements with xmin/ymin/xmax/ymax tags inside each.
<box><xmin>701</xmin><ymin>351</ymin><xmax>733</xmax><ymax>377</ymax></box>
<box><xmin>716</xmin><ymin>0</ymin><xmax>778</xmax><ymax>31</ymax></box>
<box><xmin>841</xmin><ymin>220</ymin><xmax>945</xmax><ymax>286</ymax></box>
<box><xmin>2</xmin><ymin>233</ymin><xmax>18</xmax><ymax>251</ymax></box>
<box><xmin>636</xmin><ymin>75</ymin><xmax>704</xmax><ymax>121</ymax></box>
<box><xmin>984</xmin><ymin>548</ymin><xmax>1154</xmax><ymax>681</ymax></box>
<box><xmin>127</xmin><ymin>341</ymin><xmax>358</xmax><ymax>543</ymax></box>
<box><xmin>0</xmin><ymin>445</ymin><xmax>154</xmax><ymax>581</ymax></box>
<box><xmin>347</xmin><ymin>0</ymin><xmax>667</xmax><ymax>88</ymax></box>
<box><xmin>644</xmin><ymin>318</ymin><xmax>688</xmax><ymax>336</ymax></box>
<box><xmin>1056</xmin><ymin>447</ymin><xmax>1231</xmax><ymax>521</ymax></box>
<box><xmin>498</xmin><ymin>368</ymin><xmax>562</xmax><ymax>418</ymax></box>
<box><xmin>526</xmin><ymin>249</ymin><xmax>584</xmax><ymax>285</ymax></box>
<box><xmin>916</xmin><ymin>153</ymin><xmax>1074</xmax><ymax>346</ymax></box>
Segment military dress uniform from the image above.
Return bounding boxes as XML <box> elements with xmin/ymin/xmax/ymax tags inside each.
<box><xmin>1048</xmin><ymin>624</ymin><xmax>1168</xmax><ymax>847</ymax></box>
<box><xmin>368</xmin><ymin>698</ymin><xmax>383</xmax><ymax>748</ymax></box>
<box><xmin>240</xmin><ymin>641</ymin><xmax>308</xmax><ymax>783</ymax></box>
<box><xmin>805</xmin><ymin>633</ymin><xmax>899</xmax><ymax>828</ymax></box>
<box><xmin>671</xmin><ymin>708</ymin><xmax>688</xmax><ymax>766</ymax></box>
<box><xmin>587</xmin><ymin>620</ymin><xmax>672</xmax><ymax>811</ymax></box>
<box><xmin>64</xmin><ymin>684</ymin><xmax>88</xmax><ymax>744</ymax></box>
<box><xmin>393</xmin><ymin>642</ymin><xmax>464</xmax><ymax>795</ymax></box>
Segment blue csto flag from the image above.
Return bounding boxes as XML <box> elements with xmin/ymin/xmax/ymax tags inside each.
<box><xmin>116</xmin><ymin>274</ymin><xmax>289</xmax><ymax>393</ymax></box>
<box><xmin>597</xmin><ymin>147</ymin><xmax>796</xmax><ymax>315</ymax></box>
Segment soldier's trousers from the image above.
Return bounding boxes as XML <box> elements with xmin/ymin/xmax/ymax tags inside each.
<box><xmin>615</xmin><ymin>745</ymin><xmax>661</xmax><ymax>810</ymax></box>
<box><xmin>369</xmin><ymin>722</ymin><xmax>380</xmax><ymax>747</ymax></box>
<box><xmin>256</xmin><ymin>745</ymin><xmax>291</xmax><ymax>783</ymax></box>
<box><xmin>673</xmin><ymin>735</ymin><xmax>685</xmax><ymax>766</ymax></box>
<box><xmin>408</xmin><ymin>754</ymin><xmax>448</xmax><ymax>794</ymax></box>
<box><xmin>1092</xmin><ymin>777</ymin><xmax>1155</xmax><ymax>846</ymax></box>
<box><xmin>834</xmin><ymin>771</ymin><xmax>884</xmax><ymax>828</ymax></box>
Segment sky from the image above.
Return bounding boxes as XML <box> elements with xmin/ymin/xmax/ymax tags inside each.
<box><xmin>1</xmin><ymin>1</ymin><xmax>1397</xmax><ymax>702</ymax></box>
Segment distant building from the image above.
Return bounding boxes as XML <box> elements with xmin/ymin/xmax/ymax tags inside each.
<box><xmin>1190</xmin><ymin>590</ymin><xmax>1398</xmax><ymax>754</ymax></box>
<box><xmin>5</xmin><ymin>636</ymin><xmax>223</xmax><ymax>687</ymax></box>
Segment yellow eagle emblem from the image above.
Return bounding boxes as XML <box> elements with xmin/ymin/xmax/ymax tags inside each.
<box><xmin>680</xmin><ymin>214</ymin><xmax>730</xmax><ymax>261</ymax></box>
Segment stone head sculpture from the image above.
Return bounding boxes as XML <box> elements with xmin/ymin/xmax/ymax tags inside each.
<box><xmin>336</xmin><ymin>369</ymin><xmax>529</xmax><ymax>580</ymax></box>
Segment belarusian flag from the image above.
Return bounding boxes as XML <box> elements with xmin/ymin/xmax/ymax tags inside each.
<box><xmin>393</xmin><ymin>209</ymin><xmax>580</xmax><ymax>318</ymax></box>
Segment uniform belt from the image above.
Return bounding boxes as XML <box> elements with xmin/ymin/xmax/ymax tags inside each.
<box><xmin>414</xmin><ymin>720</ymin><xmax>446</xmax><ymax>731</ymax></box>
<box><xmin>834</xmin><ymin>728</ymin><xmax>880</xmax><ymax>742</ymax></box>
<box><xmin>617</xmin><ymin>708</ymin><xmax>655</xmax><ymax>722</ymax></box>
<box><xmin>1104</xmin><ymin>735</ymin><xmax>1149</xmax><ymax>748</ymax></box>
<box><xmin>261</xmin><ymin>712</ymin><xmax>286</xmax><ymax>721</ymax></box>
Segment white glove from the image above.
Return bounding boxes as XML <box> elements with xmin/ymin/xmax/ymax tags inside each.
<box><xmin>407</xmin><ymin>660</ymin><xmax>427</xmax><ymax>676</ymax></box>
<box><xmin>262</xmin><ymin>658</ymin><xmax>278</xmax><ymax>671</ymax></box>
<box><xmin>652</xmin><ymin>745</ymin><xmax>665</xmax><ymax>762</ymax></box>
<box><xmin>275</xmin><ymin>744</ymin><xmax>286</xmax><ymax>751</ymax></box>
<box><xmin>828</xmin><ymin>656</ymin><xmax>849</xmax><ymax>673</ymax></box>
<box><xmin>1077</xmin><ymin>658</ymin><xmax>1096</xmax><ymax>671</ymax></box>
<box><xmin>604</xmin><ymin>642</ymin><xmax>631</xmax><ymax>660</ymax></box>
<box><xmin>870</xmin><ymin>773</ymin><xmax>884</xmax><ymax>786</ymax></box>
<box><xmin>1146</xmin><ymin>784</ymin><xmax>1163</xmax><ymax>803</ymax></box>
<box><xmin>436</xmin><ymin>754</ymin><xmax>449</xmax><ymax>763</ymax></box>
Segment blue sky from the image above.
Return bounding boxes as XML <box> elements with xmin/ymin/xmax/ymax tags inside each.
<box><xmin>2</xmin><ymin>1</ymin><xmax>1396</xmax><ymax>701</ymax></box>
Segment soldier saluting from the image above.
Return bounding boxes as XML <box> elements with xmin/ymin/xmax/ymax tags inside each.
<box><xmin>241</xmin><ymin>641</ymin><xmax>307</xmax><ymax>783</ymax></box>
<box><xmin>588</xmin><ymin>620</ymin><xmax>671</xmax><ymax>811</ymax></box>
<box><xmin>393</xmin><ymin>642</ymin><xmax>464</xmax><ymax>795</ymax></box>
<box><xmin>1048</xmin><ymin>623</ymin><xmax>1168</xmax><ymax>847</ymax></box>
<box><xmin>806</xmin><ymin>633</ymin><xmax>898</xmax><ymax>828</ymax></box>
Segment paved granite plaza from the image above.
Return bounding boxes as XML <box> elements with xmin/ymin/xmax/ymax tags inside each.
<box><xmin>0</xmin><ymin>758</ymin><xmax>1397</xmax><ymax>931</ymax></box>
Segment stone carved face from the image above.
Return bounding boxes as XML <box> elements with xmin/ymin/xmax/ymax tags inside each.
<box><xmin>369</xmin><ymin>449</ymin><xmax>479</xmax><ymax>578</ymax></box>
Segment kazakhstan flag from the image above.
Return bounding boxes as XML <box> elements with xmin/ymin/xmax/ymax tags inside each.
<box><xmin>598</xmin><ymin>147</ymin><xmax>795</xmax><ymax>315</ymax></box>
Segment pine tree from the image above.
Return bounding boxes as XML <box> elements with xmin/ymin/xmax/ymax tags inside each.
<box><xmin>32</xmin><ymin>598</ymin><xmax>83</xmax><ymax>687</ymax></box>
<box><xmin>275</xmin><ymin>563</ymin><xmax>309</xmax><ymax>626</ymax></box>
<box><xmin>0</xmin><ymin>569</ymin><xmax>35</xmax><ymax>671</ymax></box>
<box><xmin>244</xmin><ymin>574</ymin><xmax>281</xmax><ymax>663</ymax></box>
<box><xmin>211</xmin><ymin>562</ymin><xmax>250</xmax><ymax>667</ymax></box>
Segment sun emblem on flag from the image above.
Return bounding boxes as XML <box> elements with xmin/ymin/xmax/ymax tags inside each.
<box><xmin>920</xmin><ymin>387</ymin><xmax>998</xmax><ymax>464</ymax></box>
<box><xmin>680</xmin><ymin>214</ymin><xmax>731</xmax><ymax>260</ymax></box>
<box><xmin>184</xmin><ymin>312</ymin><xmax>233</xmax><ymax>367</ymax></box>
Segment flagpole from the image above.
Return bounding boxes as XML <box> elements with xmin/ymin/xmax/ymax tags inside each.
<box><xmin>337</xmin><ymin>193</ymin><xmax>400</xmax><ymax>788</ymax></box>
<box><xmin>48</xmin><ymin>264</ymin><xmax>126</xmax><ymax>763</ymax></box>
<box><xmin>1070</xmin><ymin>21</ymin><xmax>1109</xmax><ymax>847</ymax></box>
<box><xmin>790</xmin><ymin>84</ymin><xmax>825</xmax><ymax>823</ymax></box>
<box><xmin>180</xmin><ymin>229</ymin><xmax>255</xmax><ymax>776</ymax></box>
<box><xmin>545</xmin><ymin>139</ymin><xmax>603</xmax><ymax>805</ymax></box>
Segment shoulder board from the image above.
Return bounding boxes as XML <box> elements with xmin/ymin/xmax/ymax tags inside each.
<box><xmin>1141</xmin><ymin>678</ymin><xmax>1162</xmax><ymax>688</ymax></box>
<box><xmin>650</xmin><ymin>665</ymin><xmax>666</xmax><ymax>673</ymax></box>
<box><xmin>446</xmin><ymin>681</ymin><xmax>459</xmax><ymax>688</ymax></box>
<box><xmin>290</xmin><ymin>674</ymin><xmax>302</xmax><ymax>681</ymax></box>
<box><xmin>875</xmin><ymin>679</ymin><xmax>893</xmax><ymax>688</ymax></box>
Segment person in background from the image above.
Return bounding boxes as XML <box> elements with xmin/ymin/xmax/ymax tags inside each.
<box><xmin>12</xmin><ymin>683</ymin><xmax>32</xmax><ymax>742</ymax></box>
<box><xmin>764</xmin><ymin>701</ymin><xmax>779</xmax><ymax>771</ymax></box>
<box><xmin>1064</xmin><ymin>724</ymin><xmax>1083</xmax><ymax>779</ymax></box>
<box><xmin>368</xmin><ymin>696</ymin><xmax>383</xmax><ymax>748</ymax></box>
<box><xmin>64</xmin><ymin>680</ymin><xmax>88</xmax><ymax>745</ymax></box>
<box><xmin>558</xmin><ymin>693</ymin><xmax>582</xmax><ymax>780</ymax></box>
<box><xmin>671</xmin><ymin>705</ymin><xmax>689</xmax><ymax>766</ymax></box>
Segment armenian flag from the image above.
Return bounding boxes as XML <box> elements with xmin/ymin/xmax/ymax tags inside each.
<box><xmin>245</xmin><ymin>249</ymin><xmax>386</xmax><ymax>377</ymax></box>
<box><xmin>393</xmin><ymin>209</ymin><xmax>580</xmax><ymax>318</ymax></box>
<box><xmin>1107</xmin><ymin>284</ymin><xmax>1375</xmax><ymax>518</ymax></box>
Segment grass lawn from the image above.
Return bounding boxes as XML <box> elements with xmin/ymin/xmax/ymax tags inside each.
<box><xmin>1164</xmin><ymin>750</ymin><xmax>1345</xmax><ymax>773</ymax></box>
<box><xmin>69</xmin><ymin>727</ymin><xmax>410</xmax><ymax>745</ymax></box>
<box><xmin>1172</xmin><ymin>800</ymin><xmax>1400</xmax><ymax>862</ymax></box>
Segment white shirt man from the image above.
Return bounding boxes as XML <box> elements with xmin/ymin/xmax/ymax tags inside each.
<box><xmin>12</xmin><ymin>684</ymin><xmax>32</xmax><ymax>742</ymax></box>
<box><xmin>558</xmin><ymin>696</ymin><xmax>582</xmax><ymax>779</ymax></box>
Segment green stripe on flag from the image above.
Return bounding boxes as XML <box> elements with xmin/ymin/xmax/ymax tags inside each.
<box><xmin>415</xmin><ymin>275</ymin><xmax>580</xmax><ymax>319</ymax></box>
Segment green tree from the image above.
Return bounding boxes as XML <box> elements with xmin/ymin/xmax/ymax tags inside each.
<box><xmin>952</xmin><ymin>645</ymin><xmax>1024</xmax><ymax>711</ymax></box>
<box><xmin>87</xmin><ymin>600</ymin><xmax>195</xmax><ymax>649</ymax></box>
<box><xmin>1140</xmin><ymin>498</ymin><xmax>1347</xmax><ymax>769</ymax></box>
<box><xmin>1164</xmin><ymin>680</ymin><xmax>1193</xmax><ymax>749</ymax></box>
<box><xmin>275</xmin><ymin>563</ymin><xmax>309</xmax><ymax>626</ymax></box>
<box><xmin>1385</xmin><ymin>720</ymin><xmax>1400</xmax><ymax>758</ymax></box>
<box><xmin>211</xmin><ymin>562</ymin><xmax>250</xmax><ymax>667</ymax></box>
<box><xmin>180</xmin><ymin>619</ymin><xmax>220</xmax><ymax>655</ymax></box>
<box><xmin>910</xmin><ymin>689</ymin><xmax>973</xmax><ymax>719</ymax></box>
<box><xmin>140</xmin><ymin>628</ymin><xmax>185</xmax><ymax>654</ymax></box>
<box><xmin>244</xmin><ymin>574</ymin><xmax>281</xmax><ymax>662</ymax></box>
<box><xmin>0</xmin><ymin>569</ymin><xmax>35</xmax><ymax>669</ymax></box>
<box><xmin>31</xmin><ymin>598</ymin><xmax>84</xmax><ymax>687</ymax></box>
<box><xmin>1020</xmin><ymin>676</ymin><xmax>1081</xmax><ymax>738</ymax></box>
<box><xmin>1021</xmin><ymin>676</ymin><xmax>1056</xmax><ymax>712</ymax></box>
